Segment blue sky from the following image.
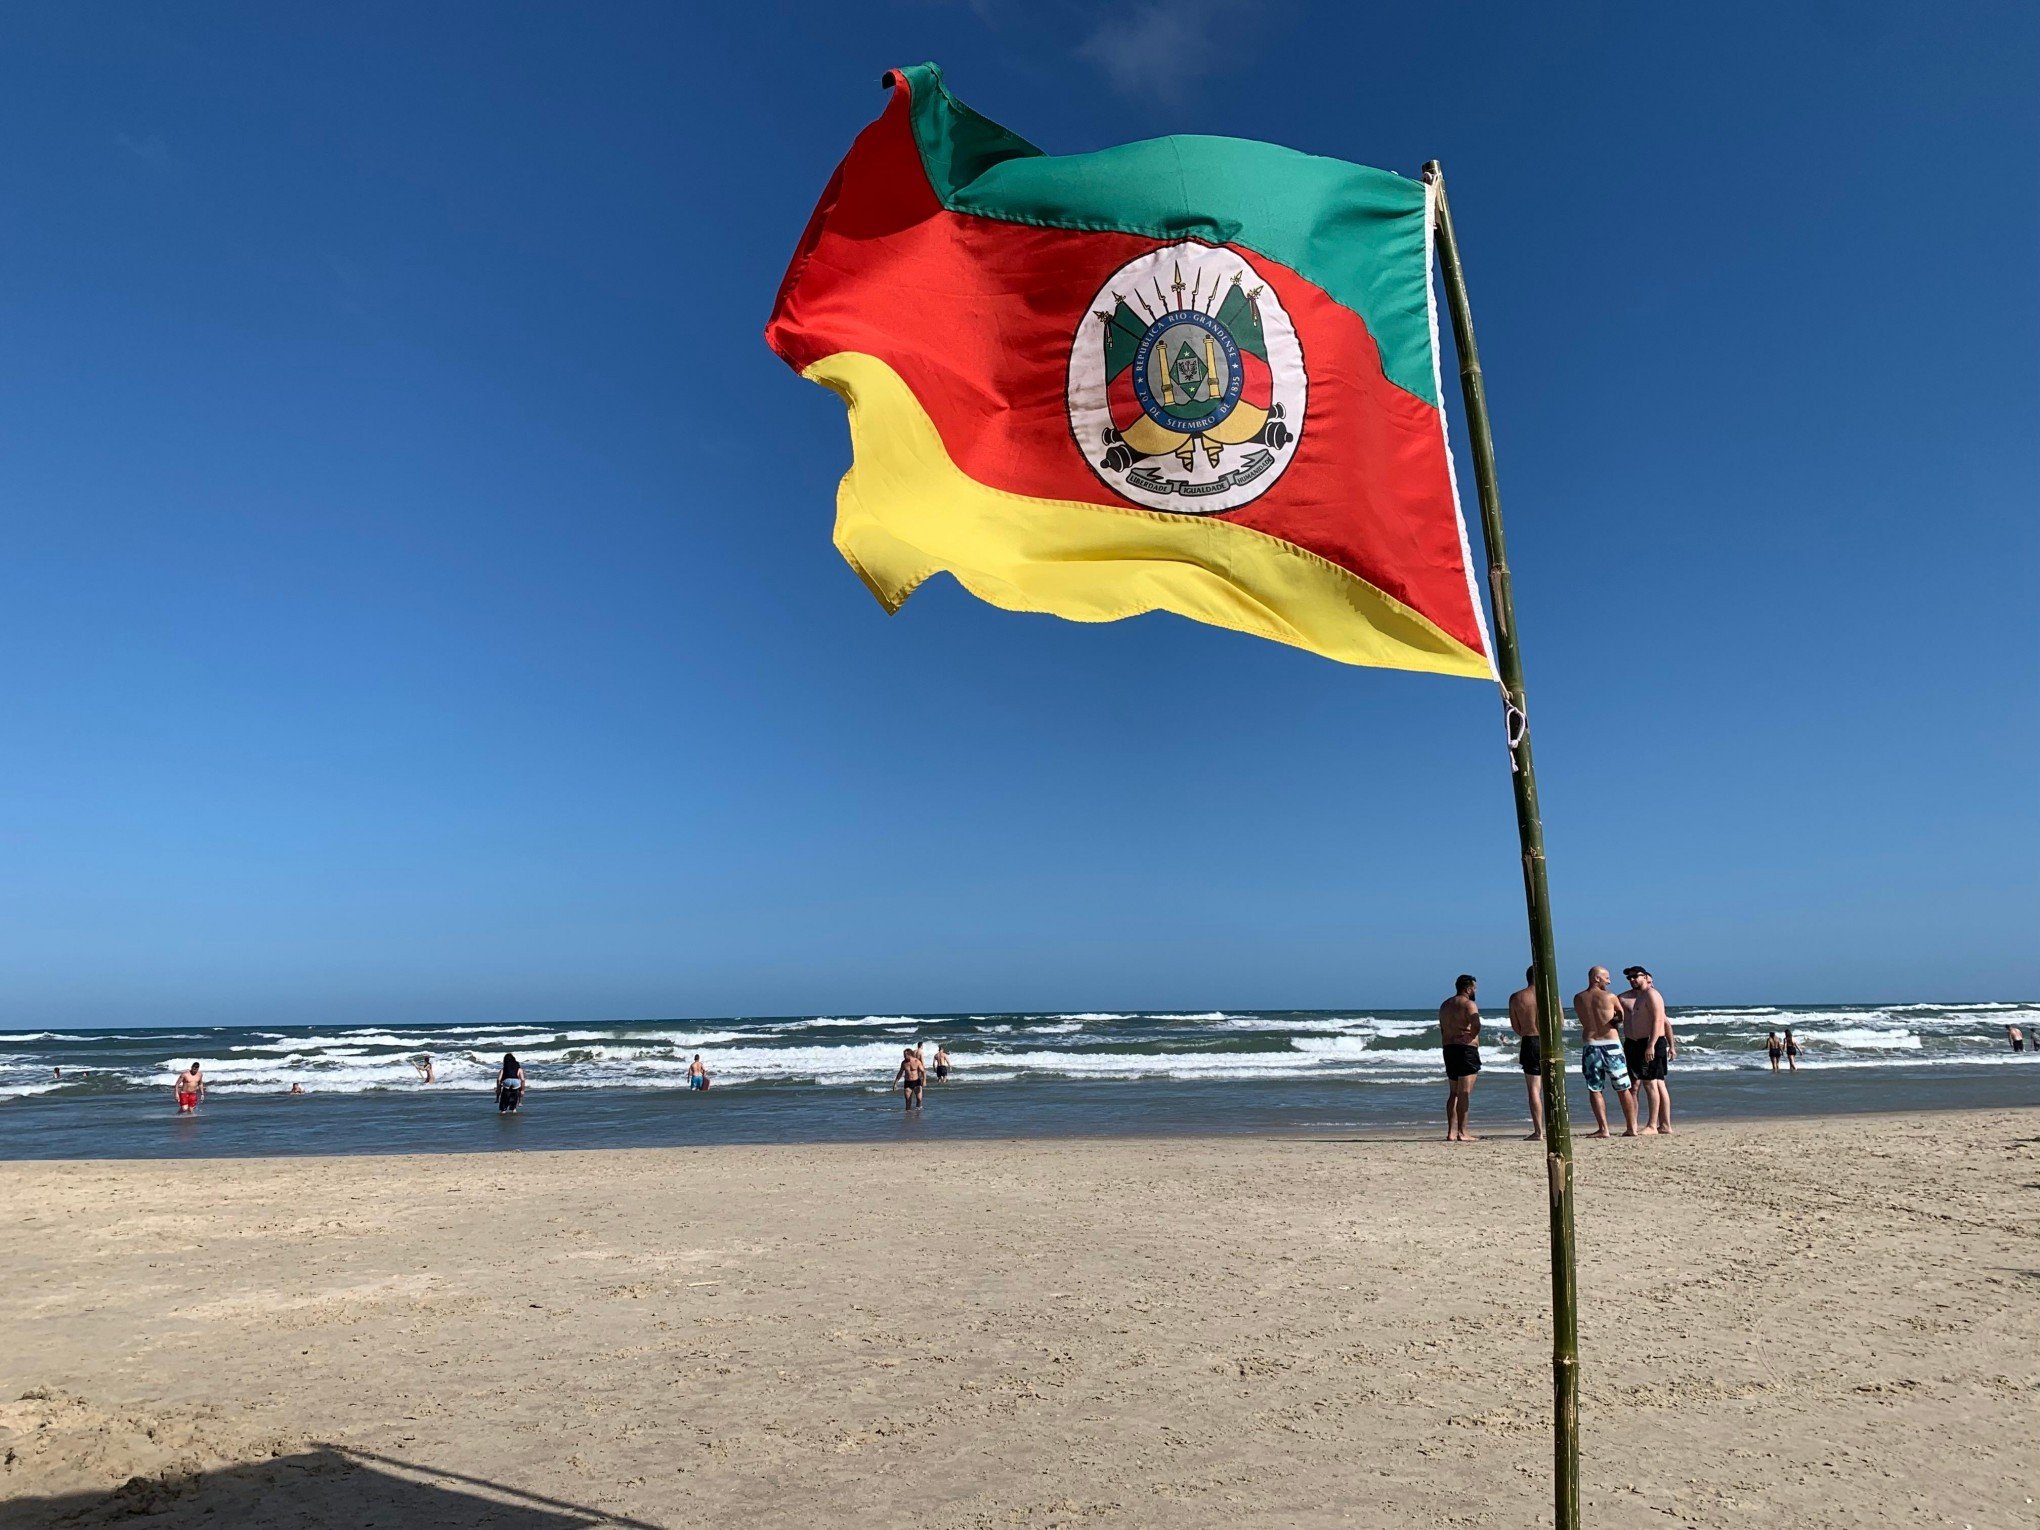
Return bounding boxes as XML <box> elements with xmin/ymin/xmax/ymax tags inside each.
<box><xmin>2</xmin><ymin>2</ymin><xmax>2035</xmax><ymax>1027</ymax></box>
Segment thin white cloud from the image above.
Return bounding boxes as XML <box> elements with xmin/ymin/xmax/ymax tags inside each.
<box><xmin>1076</xmin><ymin>1</ymin><xmax>1227</xmax><ymax>98</ymax></box>
<box><xmin>115</xmin><ymin>132</ymin><xmax>174</xmax><ymax>169</ymax></box>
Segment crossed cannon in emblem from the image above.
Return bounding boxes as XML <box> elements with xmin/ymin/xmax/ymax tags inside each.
<box><xmin>1099</xmin><ymin>403</ymin><xmax>1291</xmax><ymax>476</ymax></box>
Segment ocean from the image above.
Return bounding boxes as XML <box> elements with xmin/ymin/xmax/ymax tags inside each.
<box><xmin>2</xmin><ymin>1002</ymin><xmax>2035</xmax><ymax>1159</ymax></box>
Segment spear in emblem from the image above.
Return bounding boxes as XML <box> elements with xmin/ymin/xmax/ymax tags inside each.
<box><xmin>1170</xmin><ymin>262</ymin><xmax>1185</xmax><ymax>312</ymax></box>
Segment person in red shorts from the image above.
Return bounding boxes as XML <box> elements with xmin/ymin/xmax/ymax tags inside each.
<box><xmin>173</xmin><ymin>1061</ymin><xmax>204</xmax><ymax>1114</ymax></box>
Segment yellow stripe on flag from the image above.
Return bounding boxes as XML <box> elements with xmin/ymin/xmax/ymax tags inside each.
<box><xmin>803</xmin><ymin>352</ymin><xmax>1493</xmax><ymax>678</ymax></box>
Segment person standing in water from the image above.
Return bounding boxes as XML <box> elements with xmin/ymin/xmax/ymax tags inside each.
<box><xmin>1437</xmin><ymin>975</ymin><xmax>1482</xmax><ymax>1143</ymax></box>
<box><xmin>932</xmin><ymin>1044</ymin><xmax>951</xmax><ymax>1083</ymax></box>
<box><xmin>893</xmin><ymin>1046</ymin><xmax>926</xmax><ymax>1110</ymax></box>
<box><xmin>1507</xmin><ymin>966</ymin><xmax>1545</xmax><ymax>1141</ymax></box>
<box><xmin>2006</xmin><ymin>1024</ymin><xmax>2025</xmax><ymax>1055</ymax></box>
<box><xmin>172</xmin><ymin>1062</ymin><xmax>204</xmax><ymax>1115</ymax></box>
<box><xmin>1766</xmin><ymin>1031</ymin><xmax>1785</xmax><ymax>1072</ymax></box>
<box><xmin>687</xmin><ymin>1054</ymin><xmax>711</xmax><ymax>1091</ymax></box>
<box><xmin>495</xmin><ymin>1053</ymin><xmax>526</xmax><ymax>1113</ymax></box>
<box><xmin>1575</xmin><ymin>968</ymin><xmax>1640</xmax><ymax>1137</ymax></box>
<box><xmin>413</xmin><ymin>1054</ymin><xmax>435</xmax><ymax>1083</ymax></box>
<box><xmin>1784</xmin><ymin>1027</ymin><xmax>1800</xmax><ymax>1071</ymax></box>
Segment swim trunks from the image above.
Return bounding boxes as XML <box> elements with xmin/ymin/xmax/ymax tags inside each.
<box><xmin>934</xmin><ymin>1064</ymin><xmax>949</xmax><ymax>1079</ymax></box>
<box><xmin>1582</xmin><ymin>1042</ymin><xmax>1631</xmax><ymax>1093</ymax></box>
<box><xmin>1518</xmin><ymin>1035</ymin><xmax>1544</xmax><ymax>1075</ymax></box>
<box><xmin>689</xmin><ymin>1075</ymin><xmax>708</xmax><ymax>1090</ymax></box>
<box><xmin>1644</xmin><ymin>1037</ymin><xmax>1671</xmax><ymax>1080</ymax></box>
<box><xmin>176</xmin><ymin>1091</ymin><xmax>198</xmax><ymax>1110</ymax></box>
<box><xmin>1622</xmin><ymin>1037</ymin><xmax>1649</xmax><ymax>1080</ymax></box>
<box><xmin>1442</xmin><ymin>1043</ymin><xmax>1482</xmax><ymax>1080</ymax></box>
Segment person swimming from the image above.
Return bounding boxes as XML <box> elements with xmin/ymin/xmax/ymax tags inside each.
<box><xmin>496</xmin><ymin>1052</ymin><xmax>526</xmax><ymax>1113</ymax></box>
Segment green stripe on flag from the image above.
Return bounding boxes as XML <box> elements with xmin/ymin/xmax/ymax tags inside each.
<box><xmin>898</xmin><ymin>62</ymin><xmax>1438</xmax><ymax>406</ymax></box>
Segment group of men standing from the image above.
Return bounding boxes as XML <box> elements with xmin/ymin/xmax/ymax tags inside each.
<box><xmin>1436</xmin><ymin>966</ymin><xmax>1676</xmax><ymax>1142</ymax></box>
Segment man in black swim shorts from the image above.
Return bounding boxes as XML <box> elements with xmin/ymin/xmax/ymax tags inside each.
<box><xmin>893</xmin><ymin>1047</ymin><xmax>926</xmax><ymax>1110</ymax></box>
<box><xmin>1438</xmin><ymin>974</ymin><xmax>1482</xmax><ymax>1143</ymax></box>
<box><xmin>1622</xmin><ymin>967</ymin><xmax>1676</xmax><ymax>1133</ymax></box>
<box><xmin>1507</xmin><ymin>965</ymin><xmax>1545</xmax><ymax>1141</ymax></box>
<box><xmin>1619</xmin><ymin>971</ymin><xmax>1650</xmax><ymax>1095</ymax></box>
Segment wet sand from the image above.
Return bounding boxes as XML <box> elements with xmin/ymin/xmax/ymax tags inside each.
<box><xmin>3</xmin><ymin>1109</ymin><xmax>2035</xmax><ymax>1527</ymax></box>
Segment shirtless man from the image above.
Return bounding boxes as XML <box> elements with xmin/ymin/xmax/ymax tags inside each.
<box><xmin>1623</xmin><ymin>967</ymin><xmax>1676</xmax><ymax>1133</ymax></box>
<box><xmin>1438</xmin><ymin>975</ymin><xmax>1482</xmax><ymax>1143</ymax></box>
<box><xmin>1574</xmin><ymin>968</ymin><xmax>1639</xmax><ymax>1137</ymax></box>
<box><xmin>173</xmin><ymin>1062</ymin><xmax>204</xmax><ymax>1115</ymax></box>
<box><xmin>933</xmin><ymin>1044</ymin><xmax>952</xmax><ymax>1082</ymax></box>
<box><xmin>893</xmin><ymin>1046</ymin><xmax>926</xmax><ymax>1111</ymax></box>
<box><xmin>1507</xmin><ymin>966</ymin><xmax>1545</xmax><ymax>1141</ymax></box>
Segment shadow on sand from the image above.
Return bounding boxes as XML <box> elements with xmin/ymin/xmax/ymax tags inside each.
<box><xmin>0</xmin><ymin>1444</ymin><xmax>663</xmax><ymax>1529</ymax></box>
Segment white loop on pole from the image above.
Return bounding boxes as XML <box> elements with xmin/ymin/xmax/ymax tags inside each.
<box><xmin>1501</xmin><ymin>685</ymin><xmax>1528</xmax><ymax>772</ymax></box>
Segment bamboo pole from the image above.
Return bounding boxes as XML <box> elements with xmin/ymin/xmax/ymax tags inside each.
<box><xmin>1424</xmin><ymin>160</ymin><xmax>1581</xmax><ymax>1530</ymax></box>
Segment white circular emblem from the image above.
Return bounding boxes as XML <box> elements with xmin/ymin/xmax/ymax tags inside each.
<box><xmin>1067</xmin><ymin>242</ymin><xmax>1305</xmax><ymax>514</ymax></box>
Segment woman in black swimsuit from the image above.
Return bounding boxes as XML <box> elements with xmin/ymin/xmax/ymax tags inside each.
<box><xmin>1783</xmin><ymin>1028</ymin><xmax>1799</xmax><ymax>1072</ymax></box>
<box><xmin>496</xmin><ymin>1052</ymin><xmax>527</xmax><ymax>1113</ymax></box>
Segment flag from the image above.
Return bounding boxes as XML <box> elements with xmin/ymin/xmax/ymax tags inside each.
<box><xmin>765</xmin><ymin>64</ymin><xmax>1494</xmax><ymax>678</ymax></box>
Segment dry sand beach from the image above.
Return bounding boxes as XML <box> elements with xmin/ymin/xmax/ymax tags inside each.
<box><xmin>4</xmin><ymin>1109</ymin><xmax>2036</xmax><ymax>1528</ymax></box>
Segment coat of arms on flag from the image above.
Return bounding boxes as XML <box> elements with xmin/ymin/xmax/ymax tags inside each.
<box><xmin>1070</xmin><ymin>245</ymin><xmax>1304</xmax><ymax>513</ymax></box>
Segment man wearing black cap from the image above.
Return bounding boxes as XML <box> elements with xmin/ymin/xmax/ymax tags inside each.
<box><xmin>1620</xmin><ymin>967</ymin><xmax>1676</xmax><ymax>1134</ymax></box>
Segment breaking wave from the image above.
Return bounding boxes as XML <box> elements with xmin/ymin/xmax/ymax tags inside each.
<box><xmin>3</xmin><ymin>1001</ymin><xmax>2035</xmax><ymax>1101</ymax></box>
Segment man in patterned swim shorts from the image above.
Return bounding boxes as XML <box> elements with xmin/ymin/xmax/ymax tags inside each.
<box><xmin>1573</xmin><ymin>967</ymin><xmax>1639</xmax><ymax>1137</ymax></box>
